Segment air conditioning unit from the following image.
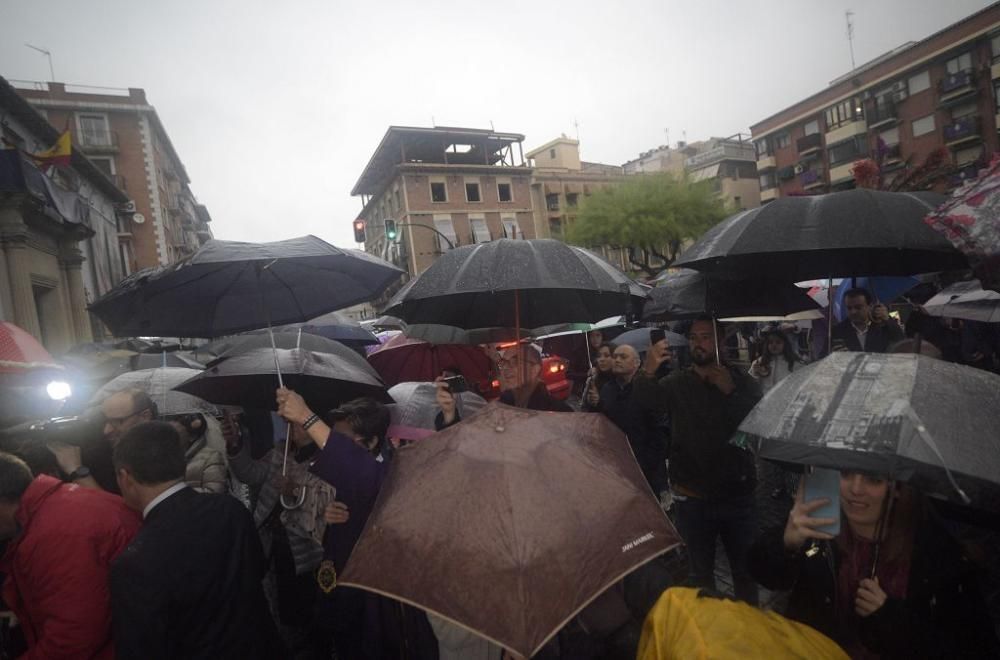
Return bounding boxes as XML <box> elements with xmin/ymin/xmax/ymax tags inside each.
<box><xmin>117</xmin><ymin>200</ymin><xmax>137</xmax><ymax>213</ymax></box>
<box><xmin>794</xmin><ymin>164</ymin><xmax>805</xmax><ymax>174</ymax></box>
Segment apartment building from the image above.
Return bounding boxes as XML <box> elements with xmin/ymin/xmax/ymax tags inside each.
<box><xmin>16</xmin><ymin>82</ymin><xmax>213</xmax><ymax>272</ymax></box>
<box><xmin>351</xmin><ymin>126</ymin><xmax>535</xmax><ymax>280</ymax></box>
<box><xmin>751</xmin><ymin>3</ymin><xmax>1000</xmax><ymax>202</ymax></box>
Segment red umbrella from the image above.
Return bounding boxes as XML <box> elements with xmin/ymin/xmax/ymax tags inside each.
<box><xmin>367</xmin><ymin>333</ymin><xmax>492</xmax><ymax>389</ymax></box>
<box><xmin>0</xmin><ymin>323</ymin><xmax>62</xmax><ymax>374</ymax></box>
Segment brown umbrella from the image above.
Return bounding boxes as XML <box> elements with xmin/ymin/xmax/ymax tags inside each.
<box><xmin>339</xmin><ymin>402</ymin><xmax>681</xmax><ymax>658</ymax></box>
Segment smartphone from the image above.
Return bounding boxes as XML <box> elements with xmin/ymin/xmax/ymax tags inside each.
<box><xmin>443</xmin><ymin>375</ymin><xmax>468</xmax><ymax>394</ymax></box>
<box><xmin>649</xmin><ymin>328</ymin><xmax>666</xmax><ymax>346</ymax></box>
<box><xmin>803</xmin><ymin>467</ymin><xmax>841</xmax><ymax>536</ymax></box>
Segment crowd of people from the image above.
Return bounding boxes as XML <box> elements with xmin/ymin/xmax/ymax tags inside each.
<box><xmin>0</xmin><ymin>286</ymin><xmax>997</xmax><ymax>658</ymax></box>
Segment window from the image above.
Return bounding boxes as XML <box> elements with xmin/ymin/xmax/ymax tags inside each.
<box><xmin>465</xmin><ymin>181</ymin><xmax>481</xmax><ymax>202</ymax></box>
<box><xmin>946</xmin><ymin>52</ymin><xmax>973</xmax><ymax>74</ymax></box>
<box><xmin>879</xmin><ymin>127</ymin><xmax>900</xmax><ymax>146</ymax></box>
<box><xmin>955</xmin><ymin>145</ymin><xmax>983</xmax><ymax>166</ymax></box>
<box><xmin>912</xmin><ymin>114</ymin><xmax>936</xmax><ymax>137</ymax></box>
<box><xmin>993</xmin><ymin>34</ymin><xmax>1000</xmax><ymax>62</ymax></box>
<box><xmin>549</xmin><ymin>148</ymin><xmax>556</xmax><ymax>159</ymax></box>
<box><xmin>470</xmin><ymin>215</ymin><xmax>491</xmax><ymax>243</ymax></box>
<box><xmin>433</xmin><ymin>214</ymin><xmax>457</xmax><ymax>250</ymax></box>
<box><xmin>549</xmin><ymin>217</ymin><xmax>563</xmax><ymax>239</ymax></box>
<box><xmin>824</xmin><ymin>98</ymin><xmax>864</xmax><ymax>130</ymax></box>
<box><xmin>804</xmin><ymin>120</ymin><xmax>820</xmax><ymax>136</ymax></box>
<box><xmin>430</xmin><ymin>181</ymin><xmax>447</xmax><ymax>203</ymax></box>
<box><xmin>952</xmin><ymin>102</ymin><xmax>978</xmax><ymax>119</ymax></box>
<box><xmin>501</xmin><ymin>215</ymin><xmax>521</xmax><ymax>239</ymax></box>
<box><xmin>827</xmin><ymin>136</ymin><xmax>866</xmax><ymax>166</ymax></box>
<box><xmin>754</xmin><ymin>138</ymin><xmax>772</xmax><ymax>159</ymax></box>
<box><xmin>90</xmin><ymin>157</ymin><xmax>115</xmax><ymax>177</ymax></box>
<box><xmin>545</xmin><ymin>193</ymin><xmax>560</xmax><ymax>212</ymax></box>
<box><xmin>78</xmin><ymin>114</ymin><xmax>111</xmax><ymax>146</ymax></box>
<box><xmin>394</xmin><ymin>188</ymin><xmax>401</xmax><ymax>211</ymax></box>
<box><xmin>497</xmin><ymin>182</ymin><xmax>512</xmax><ymax>202</ymax></box>
<box><xmin>774</xmin><ymin>132</ymin><xmax>791</xmax><ymax>149</ymax></box>
<box><xmin>566</xmin><ymin>193</ymin><xmax>579</xmax><ymax>208</ymax></box>
<box><xmin>908</xmin><ymin>71</ymin><xmax>931</xmax><ymax>95</ymax></box>
<box><xmin>759</xmin><ymin>171</ymin><xmax>776</xmax><ymax>190</ymax></box>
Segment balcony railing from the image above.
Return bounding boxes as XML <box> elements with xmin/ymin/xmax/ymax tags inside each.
<box><xmin>868</xmin><ymin>101</ymin><xmax>898</xmax><ymax>126</ymax></box>
<box><xmin>776</xmin><ymin>166</ymin><xmax>796</xmax><ymax>181</ymax></box>
<box><xmin>943</xmin><ymin>115</ymin><xmax>981</xmax><ymax>142</ymax></box>
<box><xmin>799</xmin><ymin>169</ymin><xmax>825</xmax><ymax>187</ymax></box>
<box><xmin>796</xmin><ymin>133</ymin><xmax>823</xmax><ymax>154</ymax></box>
<box><xmin>78</xmin><ymin>130</ymin><xmax>119</xmax><ymax>149</ymax></box>
<box><xmin>940</xmin><ymin>70</ymin><xmax>974</xmax><ymax>95</ymax></box>
<box><xmin>880</xmin><ymin>143</ymin><xmax>902</xmax><ymax>162</ymax></box>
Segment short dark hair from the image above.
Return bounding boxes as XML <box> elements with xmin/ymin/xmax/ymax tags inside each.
<box><xmin>326</xmin><ymin>397</ymin><xmax>390</xmax><ymax>447</ymax></box>
<box><xmin>0</xmin><ymin>453</ymin><xmax>33</xmax><ymax>502</ymax></box>
<box><xmin>113</xmin><ymin>421</ymin><xmax>186</xmax><ymax>485</ymax></box>
<box><xmin>844</xmin><ymin>288</ymin><xmax>873</xmax><ymax>305</ymax></box>
<box><xmin>598</xmin><ymin>342</ymin><xmax>617</xmax><ymax>354</ymax></box>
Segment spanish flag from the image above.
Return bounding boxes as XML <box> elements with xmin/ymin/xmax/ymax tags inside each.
<box><xmin>31</xmin><ymin>131</ymin><xmax>72</xmax><ymax>170</ymax></box>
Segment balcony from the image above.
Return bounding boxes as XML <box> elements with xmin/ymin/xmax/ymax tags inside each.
<box><xmin>796</xmin><ymin>132</ymin><xmax>823</xmax><ymax>155</ymax></box>
<box><xmin>756</xmin><ymin>155</ymin><xmax>776</xmax><ymax>170</ymax></box>
<box><xmin>943</xmin><ymin>115</ymin><xmax>982</xmax><ymax>145</ymax></box>
<box><xmin>825</xmin><ymin>119</ymin><xmax>867</xmax><ymax>146</ymax></box>
<box><xmin>829</xmin><ymin>161</ymin><xmax>856</xmax><ymax>185</ymax></box>
<box><xmin>799</xmin><ymin>168</ymin><xmax>826</xmax><ymax>190</ymax></box>
<box><xmin>939</xmin><ymin>70</ymin><xmax>977</xmax><ymax>104</ymax></box>
<box><xmin>881</xmin><ymin>143</ymin><xmax>903</xmax><ymax>164</ymax></box>
<box><xmin>867</xmin><ymin>101</ymin><xmax>898</xmax><ymax>129</ymax></box>
<box><xmin>776</xmin><ymin>166</ymin><xmax>796</xmax><ymax>181</ymax></box>
<box><xmin>760</xmin><ymin>187</ymin><xmax>779</xmax><ymax>202</ymax></box>
<box><xmin>78</xmin><ymin>130</ymin><xmax>119</xmax><ymax>153</ymax></box>
<box><xmin>685</xmin><ymin>142</ymin><xmax>756</xmax><ymax>169</ymax></box>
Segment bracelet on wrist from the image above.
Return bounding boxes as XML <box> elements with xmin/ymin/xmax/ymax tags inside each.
<box><xmin>302</xmin><ymin>413</ymin><xmax>320</xmax><ymax>431</ymax></box>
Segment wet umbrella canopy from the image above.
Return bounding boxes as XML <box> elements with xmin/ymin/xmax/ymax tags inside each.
<box><xmin>174</xmin><ymin>347</ymin><xmax>390</xmax><ymax>412</ymax></box>
<box><xmin>340</xmin><ymin>402</ymin><xmax>680</xmax><ymax>658</ymax></box>
<box><xmin>674</xmin><ymin>190</ymin><xmax>966</xmax><ymax>281</ymax></box>
<box><xmin>384</xmin><ymin>239</ymin><xmax>647</xmax><ymax>334</ymax></box>
<box><xmin>740</xmin><ymin>352</ymin><xmax>1000</xmax><ymax>510</ymax></box>
<box><xmin>643</xmin><ymin>269</ymin><xmax>821</xmax><ymax>321</ymax></box>
<box><xmin>89</xmin><ymin>235</ymin><xmax>403</xmax><ymax>338</ymax></box>
<box><xmin>368</xmin><ymin>334</ymin><xmax>493</xmax><ymax>388</ymax></box>
<box><xmin>194</xmin><ymin>329</ymin><xmax>368</xmax><ymax>365</ymax></box>
<box><xmin>922</xmin><ymin>279</ymin><xmax>1000</xmax><ymax>323</ymax></box>
<box><xmin>93</xmin><ymin>367</ymin><xmax>219</xmax><ymax>416</ymax></box>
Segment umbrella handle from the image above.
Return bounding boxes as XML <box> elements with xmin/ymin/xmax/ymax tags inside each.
<box><xmin>280</xmin><ymin>421</ymin><xmax>305</xmax><ymax>510</ymax></box>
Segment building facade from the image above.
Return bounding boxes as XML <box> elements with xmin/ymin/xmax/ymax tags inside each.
<box><xmin>352</xmin><ymin>126</ymin><xmax>535</xmax><ymax>282</ymax></box>
<box><xmin>623</xmin><ymin>135</ymin><xmax>760</xmax><ymax>211</ymax></box>
<box><xmin>15</xmin><ymin>82</ymin><xmax>212</xmax><ymax>273</ymax></box>
<box><xmin>750</xmin><ymin>3</ymin><xmax>1000</xmax><ymax>202</ymax></box>
<box><xmin>1</xmin><ymin>76</ymin><xmax>129</xmax><ymax>352</ymax></box>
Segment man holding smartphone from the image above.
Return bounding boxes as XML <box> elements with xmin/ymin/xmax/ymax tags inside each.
<box><xmin>633</xmin><ymin>315</ymin><xmax>762</xmax><ymax>604</ymax></box>
<box><xmin>830</xmin><ymin>288</ymin><xmax>903</xmax><ymax>353</ymax></box>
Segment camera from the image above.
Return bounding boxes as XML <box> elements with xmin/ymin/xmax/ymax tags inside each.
<box><xmin>0</xmin><ymin>415</ymin><xmax>104</xmax><ymax>447</ymax></box>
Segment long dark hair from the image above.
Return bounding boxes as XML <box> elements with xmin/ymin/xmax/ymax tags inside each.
<box><xmin>758</xmin><ymin>329</ymin><xmax>803</xmax><ymax>372</ymax></box>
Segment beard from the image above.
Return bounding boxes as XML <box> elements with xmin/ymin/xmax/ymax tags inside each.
<box><xmin>690</xmin><ymin>348</ymin><xmax>715</xmax><ymax>366</ymax></box>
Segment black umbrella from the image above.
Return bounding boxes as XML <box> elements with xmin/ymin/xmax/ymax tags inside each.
<box><xmin>174</xmin><ymin>347</ymin><xmax>391</xmax><ymax>412</ymax></box>
<box><xmin>740</xmin><ymin>352</ymin><xmax>1000</xmax><ymax>511</ymax></box>
<box><xmin>89</xmin><ymin>235</ymin><xmax>403</xmax><ymax>338</ymax></box>
<box><xmin>281</xmin><ymin>310</ymin><xmax>380</xmax><ymax>346</ymax></box>
<box><xmin>674</xmin><ymin>190</ymin><xmax>967</xmax><ymax>281</ymax></box>
<box><xmin>384</xmin><ymin>239</ymin><xmax>647</xmax><ymax>339</ymax></box>
<box><xmin>643</xmin><ymin>269</ymin><xmax>822</xmax><ymax>321</ymax></box>
<box><xmin>194</xmin><ymin>329</ymin><xmax>370</xmax><ymax>365</ymax></box>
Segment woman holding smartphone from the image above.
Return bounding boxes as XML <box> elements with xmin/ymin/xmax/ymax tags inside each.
<box><xmin>748</xmin><ymin>471</ymin><xmax>998</xmax><ymax>658</ymax></box>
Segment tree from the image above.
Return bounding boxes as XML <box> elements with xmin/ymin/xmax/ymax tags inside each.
<box><xmin>567</xmin><ymin>172</ymin><xmax>729</xmax><ymax>279</ymax></box>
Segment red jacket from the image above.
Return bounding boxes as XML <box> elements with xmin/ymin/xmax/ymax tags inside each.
<box><xmin>0</xmin><ymin>475</ymin><xmax>140</xmax><ymax>659</ymax></box>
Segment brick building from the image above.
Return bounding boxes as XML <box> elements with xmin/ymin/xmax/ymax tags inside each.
<box><xmin>751</xmin><ymin>3</ymin><xmax>1000</xmax><ymax>202</ymax></box>
<box><xmin>352</xmin><ymin>126</ymin><xmax>535</xmax><ymax>282</ymax></box>
<box><xmin>15</xmin><ymin>82</ymin><xmax>212</xmax><ymax>273</ymax></box>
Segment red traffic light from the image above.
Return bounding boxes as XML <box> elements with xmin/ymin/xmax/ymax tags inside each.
<box><xmin>353</xmin><ymin>219</ymin><xmax>366</xmax><ymax>243</ymax></box>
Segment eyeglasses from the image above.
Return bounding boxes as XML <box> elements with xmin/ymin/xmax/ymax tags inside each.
<box><xmin>104</xmin><ymin>408</ymin><xmax>148</xmax><ymax>429</ymax></box>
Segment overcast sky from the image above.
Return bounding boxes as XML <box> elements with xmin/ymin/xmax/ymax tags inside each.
<box><xmin>1</xmin><ymin>0</ymin><xmax>992</xmax><ymax>248</ymax></box>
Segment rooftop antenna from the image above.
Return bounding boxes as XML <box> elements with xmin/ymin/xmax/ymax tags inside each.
<box><xmin>431</xmin><ymin>115</ymin><xmax>436</xmax><ymax>127</ymax></box>
<box><xmin>25</xmin><ymin>43</ymin><xmax>55</xmax><ymax>82</ymax></box>
<box><xmin>665</xmin><ymin>128</ymin><xmax>670</xmax><ymax>147</ymax></box>
<box><xmin>846</xmin><ymin>10</ymin><xmax>857</xmax><ymax>70</ymax></box>
<box><xmin>573</xmin><ymin>117</ymin><xmax>580</xmax><ymax>141</ymax></box>
<box><xmin>489</xmin><ymin>119</ymin><xmax>495</xmax><ymax>131</ymax></box>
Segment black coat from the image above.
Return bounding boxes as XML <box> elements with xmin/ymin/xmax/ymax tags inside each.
<box><xmin>830</xmin><ymin>319</ymin><xmax>904</xmax><ymax>353</ymax></box>
<box><xmin>110</xmin><ymin>487</ymin><xmax>282</xmax><ymax>660</ymax></box>
<box><xmin>594</xmin><ymin>379</ymin><xmax>668</xmax><ymax>494</ymax></box>
<box><xmin>748</xmin><ymin>519</ymin><xmax>1000</xmax><ymax>659</ymax></box>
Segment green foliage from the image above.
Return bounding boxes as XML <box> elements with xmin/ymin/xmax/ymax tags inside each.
<box><xmin>567</xmin><ymin>172</ymin><xmax>729</xmax><ymax>278</ymax></box>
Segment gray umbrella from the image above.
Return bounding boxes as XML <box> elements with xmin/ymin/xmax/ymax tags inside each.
<box><xmin>387</xmin><ymin>381</ymin><xmax>487</xmax><ymax>441</ymax></box>
<box><xmin>740</xmin><ymin>352</ymin><xmax>1000</xmax><ymax>511</ymax></box>
<box><xmin>92</xmin><ymin>367</ymin><xmax>219</xmax><ymax>416</ymax></box>
<box><xmin>614</xmin><ymin>327</ymin><xmax>687</xmax><ymax>354</ymax></box>
<box><xmin>922</xmin><ymin>279</ymin><xmax>1000</xmax><ymax>323</ymax></box>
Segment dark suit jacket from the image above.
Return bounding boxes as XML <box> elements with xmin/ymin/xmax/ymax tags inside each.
<box><xmin>110</xmin><ymin>487</ymin><xmax>282</xmax><ymax>660</ymax></box>
<box><xmin>830</xmin><ymin>319</ymin><xmax>904</xmax><ymax>353</ymax></box>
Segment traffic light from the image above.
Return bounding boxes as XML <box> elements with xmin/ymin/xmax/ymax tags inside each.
<box><xmin>385</xmin><ymin>219</ymin><xmax>398</xmax><ymax>241</ymax></box>
<box><xmin>353</xmin><ymin>219</ymin><xmax>366</xmax><ymax>243</ymax></box>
